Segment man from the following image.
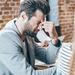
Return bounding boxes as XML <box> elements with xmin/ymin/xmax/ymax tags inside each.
<box><xmin>0</xmin><ymin>0</ymin><xmax>61</xmax><ymax>75</ymax></box>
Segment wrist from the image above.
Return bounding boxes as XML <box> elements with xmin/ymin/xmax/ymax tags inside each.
<box><xmin>51</xmin><ymin>39</ymin><xmax>58</xmax><ymax>45</ymax></box>
<box><xmin>51</xmin><ymin>39</ymin><xmax>61</xmax><ymax>47</ymax></box>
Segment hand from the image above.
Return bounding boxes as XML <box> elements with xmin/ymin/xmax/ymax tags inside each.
<box><xmin>41</xmin><ymin>21</ymin><xmax>58</xmax><ymax>44</ymax></box>
<box><xmin>36</xmin><ymin>41</ymin><xmax>49</xmax><ymax>47</ymax></box>
<box><xmin>41</xmin><ymin>41</ymin><xmax>49</xmax><ymax>47</ymax></box>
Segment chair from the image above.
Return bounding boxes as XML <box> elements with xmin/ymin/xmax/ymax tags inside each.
<box><xmin>56</xmin><ymin>43</ymin><xmax>73</xmax><ymax>75</ymax></box>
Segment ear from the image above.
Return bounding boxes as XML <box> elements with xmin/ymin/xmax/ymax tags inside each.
<box><xmin>20</xmin><ymin>11</ymin><xmax>28</xmax><ymax>20</ymax></box>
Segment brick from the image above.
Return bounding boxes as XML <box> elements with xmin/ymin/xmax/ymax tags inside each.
<box><xmin>3</xmin><ymin>11</ymin><xmax>9</xmax><ymax>14</ymax></box>
<box><xmin>4</xmin><ymin>2</ymin><xmax>9</xmax><ymax>7</ymax></box>
<box><xmin>0</xmin><ymin>3</ymin><xmax>4</xmax><ymax>7</ymax></box>
<box><xmin>2</xmin><ymin>15</ymin><xmax>12</xmax><ymax>19</ymax></box>
<box><xmin>10</xmin><ymin>11</ymin><xmax>15</xmax><ymax>14</ymax></box>
<box><xmin>16</xmin><ymin>2</ymin><xmax>19</xmax><ymax>5</ymax></box>
<box><xmin>1</xmin><ymin>7</ymin><xmax>12</xmax><ymax>10</ymax></box>
<box><xmin>0</xmin><ymin>11</ymin><xmax>2</xmax><ymax>15</ymax></box>
<box><xmin>0</xmin><ymin>20</ymin><xmax>3</xmax><ymax>23</ymax></box>
<box><xmin>9</xmin><ymin>3</ymin><xmax>15</xmax><ymax>6</ymax></box>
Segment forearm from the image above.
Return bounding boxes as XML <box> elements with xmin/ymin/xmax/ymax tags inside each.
<box><xmin>35</xmin><ymin>40</ymin><xmax>61</xmax><ymax>64</ymax></box>
<box><xmin>45</xmin><ymin>40</ymin><xmax>61</xmax><ymax>64</ymax></box>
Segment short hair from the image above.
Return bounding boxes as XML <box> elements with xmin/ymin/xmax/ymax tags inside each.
<box><xmin>19</xmin><ymin>0</ymin><xmax>50</xmax><ymax>18</ymax></box>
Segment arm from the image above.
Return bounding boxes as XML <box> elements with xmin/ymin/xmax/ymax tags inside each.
<box><xmin>0</xmin><ymin>31</ymin><xmax>57</xmax><ymax>75</ymax></box>
<box><xmin>0</xmin><ymin>32</ymin><xmax>27</xmax><ymax>75</ymax></box>
<box><xmin>34</xmin><ymin>40</ymin><xmax>61</xmax><ymax>64</ymax></box>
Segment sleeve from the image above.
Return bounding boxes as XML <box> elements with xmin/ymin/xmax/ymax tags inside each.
<box><xmin>0</xmin><ymin>32</ymin><xmax>57</xmax><ymax>75</ymax></box>
<box><xmin>0</xmin><ymin>32</ymin><xmax>26</xmax><ymax>75</ymax></box>
<box><xmin>34</xmin><ymin>40</ymin><xmax>61</xmax><ymax>64</ymax></box>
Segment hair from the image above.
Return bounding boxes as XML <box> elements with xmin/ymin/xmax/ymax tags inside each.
<box><xmin>19</xmin><ymin>0</ymin><xmax>50</xmax><ymax>19</ymax></box>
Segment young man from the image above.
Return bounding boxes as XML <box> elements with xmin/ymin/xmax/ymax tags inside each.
<box><xmin>0</xmin><ymin>0</ymin><xmax>61</xmax><ymax>75</ymax></box>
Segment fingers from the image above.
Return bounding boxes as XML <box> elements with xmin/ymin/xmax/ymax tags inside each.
<box><xmin>41</xmin><ymin>41</ymin><xmax>49</xmax><ymax>47</ymax></box>
<box><xmin>38</xmin><ymin>21</ymin><xmax>58</xmax><ymax>40</ymax></box>
<box><xmin>53</xmin><ymin>25</ymin><xmax>58</xmax><ymax>38</ymax></box>
<box><xmin>41</xmin><ymin>21</ymin><xmax>53</xmax><ymax>28</ymax></box>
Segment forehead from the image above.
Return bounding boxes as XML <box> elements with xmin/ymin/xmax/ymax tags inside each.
<box><xmin>34</xmin><ymin>10</ymin><xmax>45</xmax><ymax>22</ymax></box>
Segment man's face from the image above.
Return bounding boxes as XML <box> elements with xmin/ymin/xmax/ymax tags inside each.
<box><xmin>27</xmin><ymin>10</ymin><xmax>45</xmax><ymax>32</ymax></box>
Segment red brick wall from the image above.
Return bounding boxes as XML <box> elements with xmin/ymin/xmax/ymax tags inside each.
<box><xmin>0</xmin><ymin>0</ymin><xmax>20</xmax><ymax>29</ymax></box>
<box><xmin>59</xmin><ymin>0</ymin><xmax>75</xmax><ymax>42</ymax></box>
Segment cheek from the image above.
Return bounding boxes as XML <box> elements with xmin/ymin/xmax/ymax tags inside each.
<box><xmin>28</xmin><ymin>22</ymin><xmax>37</xmax><ymax>31</ymax></box>
<box><xmin>29</xmin><ymin>17</ymin><xmax>39</xmax><ymax>30</ymax></box>
<box><xmin>31</xmin><ymin>21</ymin><xmax>38</xmax><ymax>28</ymax></box>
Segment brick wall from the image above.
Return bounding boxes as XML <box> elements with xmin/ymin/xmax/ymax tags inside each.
<box><xmin>59</xmin><ymin>0</ymin><xmax>75</xmax><ymax>42</ymax></box>
<box><xmin>0</xmin><ymin>0</ymin><xmax>20</xmax><ymax>29</ymax></box>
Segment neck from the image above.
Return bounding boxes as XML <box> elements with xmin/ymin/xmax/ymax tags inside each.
<box><xmin>15</xmin><ymin>19</ymin><xmax>26</xmax><ymax>41</ymax></box>
<box><xmin>15</xmin><ymin>18</ymin><xmax>26</xmax><ymax>36</ymax></box>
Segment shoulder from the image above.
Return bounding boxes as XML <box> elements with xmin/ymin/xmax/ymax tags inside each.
<box><xmin>0</xmin><ymin>29</ymin><xmax>22</xmax><ymax>47</ymax></box>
